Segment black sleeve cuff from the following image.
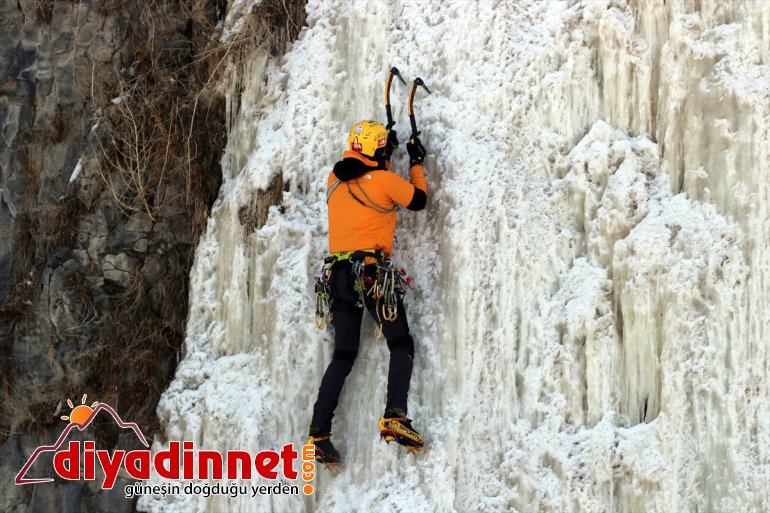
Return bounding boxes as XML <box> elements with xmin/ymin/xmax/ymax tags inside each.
<box><xmin>406</xmin><ymin>188</ymin><xmax>427</xmax><ymax>211</ymax></box>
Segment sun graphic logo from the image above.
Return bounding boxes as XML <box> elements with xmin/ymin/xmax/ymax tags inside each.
<box><xmin>60</xmin><ymin>394</ymin><xmax>98</xmax><ymax>426</ymax></box>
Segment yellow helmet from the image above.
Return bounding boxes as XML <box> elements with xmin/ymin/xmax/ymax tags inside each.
<box><xmin>348</xmin><ymin>120</ymin><xmax>387</xmax><ymax>158</ymax></box>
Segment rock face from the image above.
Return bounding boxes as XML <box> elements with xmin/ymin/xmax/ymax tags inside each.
<box><xmin>0</xmin><ymin>0</ymin><xmax>227</xmax><ymax>510</ymax></box>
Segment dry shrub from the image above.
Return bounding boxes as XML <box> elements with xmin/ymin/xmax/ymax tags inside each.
<box><xmin>28</xmin><ymin>195</ymin><xmax>80</xmax><ymax>256</ymax></box>
<box><xmin>49</xmin><ymin>104</ymin><xmax>70</xmax><ymax>143</ymax></box>
<box><xmin>1</xmin><ymin>0</ymin><xmax>309</xmax><ymax>445</ymax></box>
<box><xmin>94</xmin><ymin>77</ymin><xmax>180</xmax><ymax>222</ymax></box>
<box><xmin>77</xmin><ymin>249</ymin><xmax>188</xmax><ymax>436</ymax></box>
<box><xmin>92</xmin><ymin>0</ymin><xmax>127</xmax><ymax>16</ymax></box>
<box><xmin>16</xmin><ymin>126</ymin><xmax>81</xmax><ymax>257</ymax></box>
<box><xmin>62</xmin><ymin>272</ymin><xmax>98</xmax><ymax>332</ymax></box>
<box><xmin>0</xmin><ymin>376</ymin><xmax>43</xmax><ymax>440</ymax></box>
<box><xmin>0</xmin><ymin>334</ymin><xmax>18</xmax><ymax>445</ymax></box>
<box><xmin>30</xmin><ymin>0</ymin><xmax>54</xmax><ymax>23</ymax></box>
<box><xmin>238</xmin><ymin>173</ymin><xmax>289</xmax><ymax>233</ymax></box>
<box><xmin>0</xmin><ymin>221</ymin><xmax>39</xmax><ymax>445</ymax></box>
<box><xmin>92</xmin><ymin>0</ymin><xmax>307</xmax><ymax>235</ymax></box>
<box><xmin>253</xmin><ymin>0</ymin><xmax>307</xmax><ymax>55</ymax></box>
<box><xmin>92</xmin><ymin>0</ymin><xmax>228</xmax><ymax>239</ymax></box>
<box><xmin>0</xmin><ymin>123</ymin><xmax>84</xmax><ymax>440</ymax></box>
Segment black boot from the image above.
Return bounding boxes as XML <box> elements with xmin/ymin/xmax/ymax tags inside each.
<box><xmin>307</xmin><ymin>429</ymin><xmax>342</xmax><ymax>467</ymax></box>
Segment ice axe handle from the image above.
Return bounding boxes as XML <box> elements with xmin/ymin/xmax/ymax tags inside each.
<box><xmin>408</xmin><ymin>77</ymin><xmax>431</xmax><ymax>140</ymax></box>
<box><xmin>385</xmin><ymin>67</ymin><xmax>406</xmax><ymax>130</ymax></box>
<box><xmin>409</xmin><ymin>115</ymin><xmax>420</xmax><ymax>139</ymax></box>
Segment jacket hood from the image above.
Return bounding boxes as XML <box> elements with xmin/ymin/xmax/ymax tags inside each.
<box><xmin>332</xmin><ymin>151</ymin><xmax>386</xmax><ymax>182</ymax></box>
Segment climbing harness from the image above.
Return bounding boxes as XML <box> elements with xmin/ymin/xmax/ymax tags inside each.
<box><xmin>313</xmin><ymin>250</ymin><xmax>412</xmax><ymax>336</ymax></box>
<box><xmin>313</xmin><ymin>250</ymin><xmax>380</xmax><ymax>330</ymax></box>
<box><xmin>350</xmin><ymin>252</ymin><xmax>412</xmax><ymax>337</ymax></box>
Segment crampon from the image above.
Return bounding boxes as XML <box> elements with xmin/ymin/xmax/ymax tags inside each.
<box><xmin>379</xmin><ymin>416</ymin><xmax>424</xmax><ymax>453</ymax></box>
<box><xmin>307</xmin><ymin>434</ymin><xmax>343</xmax><ymax>470</ymax></box>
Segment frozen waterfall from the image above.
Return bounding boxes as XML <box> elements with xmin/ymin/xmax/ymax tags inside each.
<box><xmin>139</xmin><ymin>1</ymin><xmax>769</xmax><ymax>512</ymax></box>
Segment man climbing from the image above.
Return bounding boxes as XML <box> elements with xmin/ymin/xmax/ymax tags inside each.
<box><xmin>308</xmin><ymin>120</ymin><xmax>428</xmax><ymax>466</ymax></box>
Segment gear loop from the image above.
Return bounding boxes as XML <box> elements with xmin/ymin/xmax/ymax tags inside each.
<box><xmin>314</xmin><ymin>251</ymin><xmax>412</xmax><ymax>332</ymax></box>
<box><xmin>313</xmin><ymin>256</ymin><xmax>337</xmax><ymax>329</ymax></box>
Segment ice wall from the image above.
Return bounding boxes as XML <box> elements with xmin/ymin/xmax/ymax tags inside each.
<box><xmin>140</xmin><ymin>1</ymin><xmax>770</xmax><ymax>512</ymax></box>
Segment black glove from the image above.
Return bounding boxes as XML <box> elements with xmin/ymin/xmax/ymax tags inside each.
<box><xmin>385</xmin><ymin>129</ymin><xmax>399</xmax><ymax>159</ymax></box>
<box><xmin>406</xmin><ymin>136</ymin><xmax>426</xmax><ymax>165</ymax></box>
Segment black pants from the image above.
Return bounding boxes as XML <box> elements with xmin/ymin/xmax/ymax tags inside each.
<box><xmin>310</xmin><ymin>260</ymin><xmax>415</xmax><ymax>434</ymax></box>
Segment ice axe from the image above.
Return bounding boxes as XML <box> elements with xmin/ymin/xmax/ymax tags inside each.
<box><xmin>408</xmin><ymin>77</ymin><xmax>431</xmax><ymax>142</ymax></box>
<box><xmin>384</xmin><ymin>67</ymin><xmax>406</xmax><ymax>130</ymax></box>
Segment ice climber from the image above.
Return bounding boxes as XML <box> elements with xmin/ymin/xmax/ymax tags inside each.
<box><xmin>308</xmin><ymin>120</ymin><xmax>428</xmax><ymax>465</ymax></box>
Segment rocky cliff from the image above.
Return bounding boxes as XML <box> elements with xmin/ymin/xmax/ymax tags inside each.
<box><xmin>0</xmin><ymin>0</ymin><xmax>257</xmax><ymax>510</ymax></box>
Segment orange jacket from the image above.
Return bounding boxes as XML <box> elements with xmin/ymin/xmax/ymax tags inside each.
<box><xmin>327</xmin><ymin>151</ymin><xmax>427</xmax><ymax>255</ymax></box>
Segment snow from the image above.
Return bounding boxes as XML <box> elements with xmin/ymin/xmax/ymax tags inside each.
<box><xmin>220</xmin><ymin>0</ymin><xmax>260</xmax><ymax>43</ymax></box>
<box><xmin>139</xmin><ymin>1</ymin><xmax>770</xmax><ymax>512</ymax></box>
<box><xmin>69</xmin><ymin>159</ymin><xmax>83</xmax><ymax>183</ymax></box>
